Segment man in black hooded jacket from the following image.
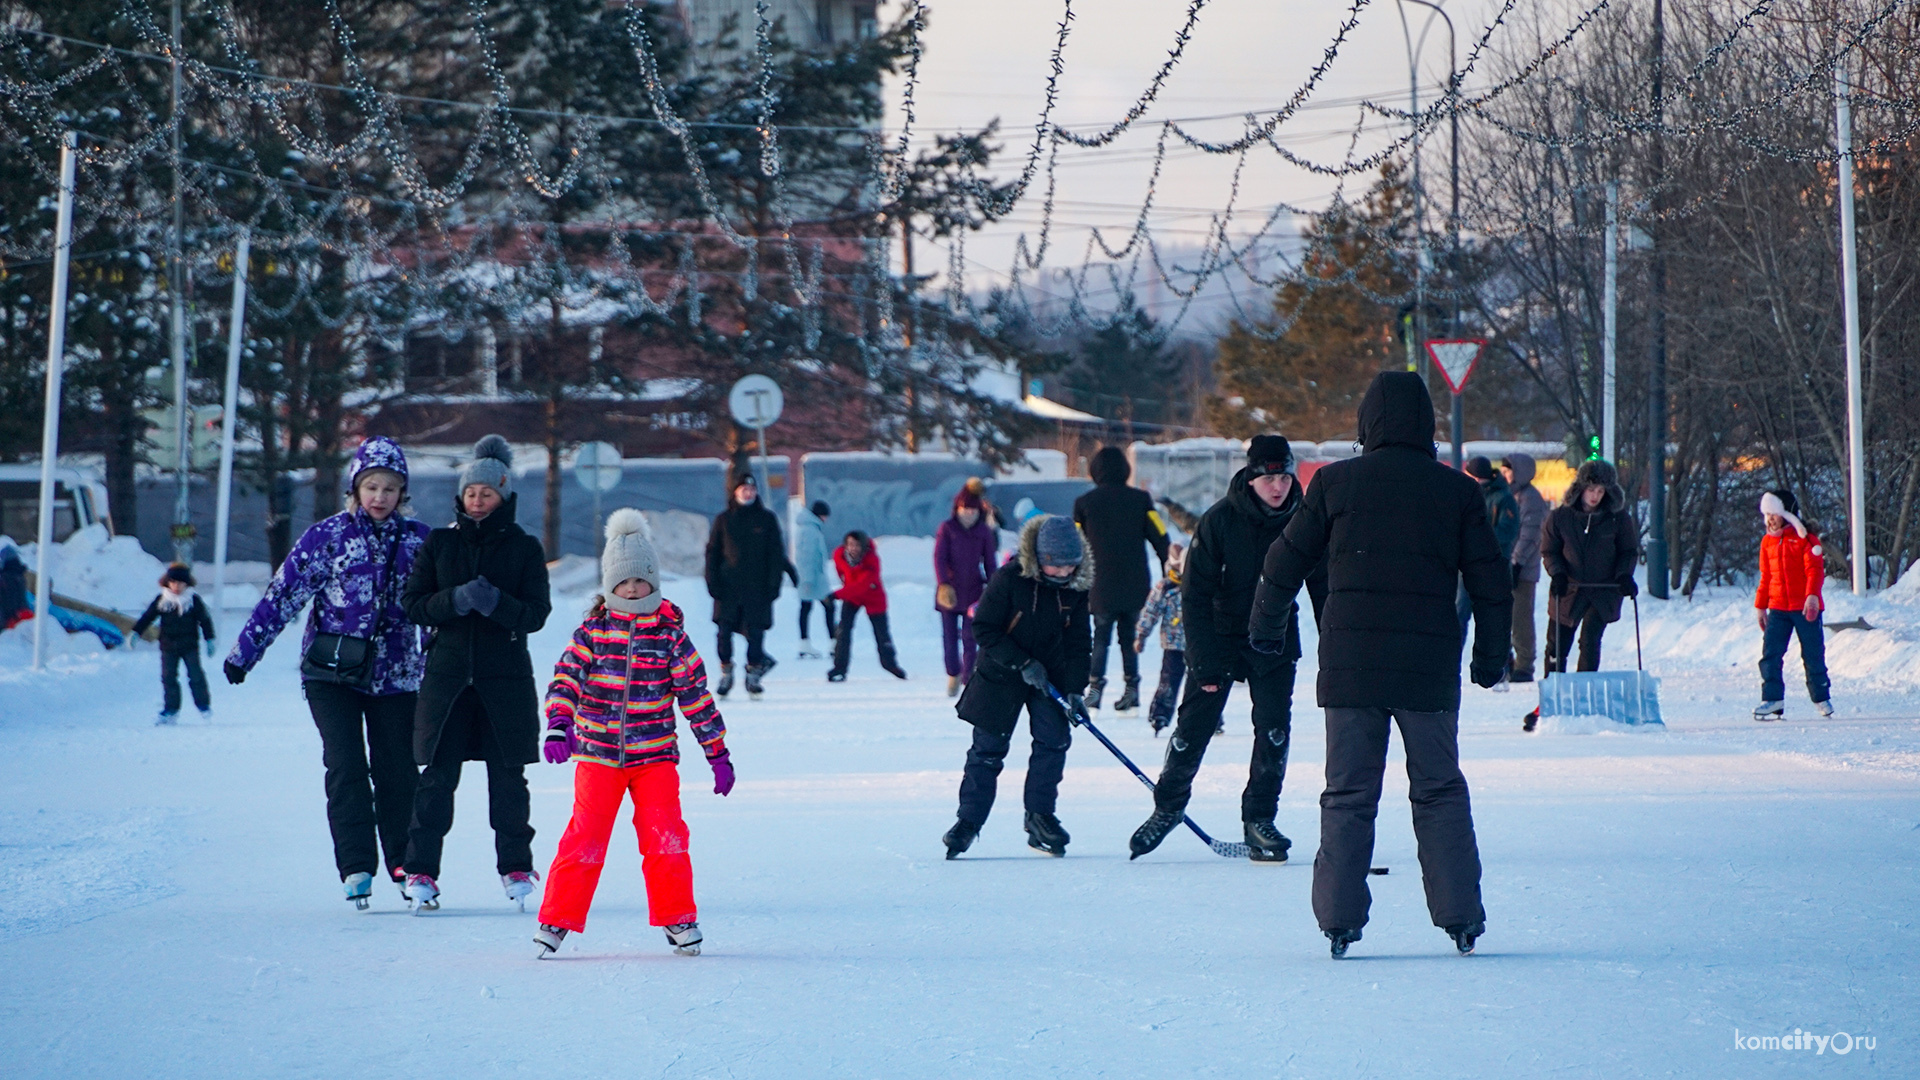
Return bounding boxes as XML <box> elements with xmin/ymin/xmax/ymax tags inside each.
<box><xmin>1250</xmin><ymin>371</ymin><xmax>1511</xmax><ymax>959</ymax></box>
<box><xmin>1073</xmin><ymin>446</ymin><xmax>1171</xmax><ymax>712</ymax></box>
<box><xmin>1128</xmin><ymin>435</ymin><xmax>1303</xmax><ymax>864</ymax></box>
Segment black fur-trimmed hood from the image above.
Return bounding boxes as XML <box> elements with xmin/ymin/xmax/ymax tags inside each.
<box><xmin>1014</xmin><ymin>516</ymin><xmax>1096</xmax><ymax>590</ymax></box>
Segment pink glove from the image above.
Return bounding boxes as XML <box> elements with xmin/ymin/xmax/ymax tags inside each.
<box><xmin>542</xmin><ymin>721</ymin><xmax>576</xmax><ymax>764</ymax></box>
<box><xmin>710</xmin><ymin>752</ymin><xmax>735</xmax><ymax>796</ymax></box>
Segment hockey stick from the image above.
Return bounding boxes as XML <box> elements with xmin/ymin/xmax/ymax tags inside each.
<box><xmin>1042</xmin><ymin>683</ymin><xmax>1251</xmax><ymax>859</ymax></box>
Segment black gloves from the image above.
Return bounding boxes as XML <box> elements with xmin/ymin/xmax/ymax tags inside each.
<box><xmin>1249</xmin><ymin>637</ymin><xmax>1286</xmax><ymax>656</ymax></box>
<box><xmin>1019</xmin><ymin>658</ymin><xmax>1050</xmax><ymax>690</ymax></box>
<box><xmin>1548</xmin><ymin>575</ymin><xmax>1569</xmax><ymax>597</ymax></box>
<box><xmin>223</xmin><ymin>661</ymin><xmax>247</xmax><ymax>685</ymax></box>
<box><xmin>1617</xmin><ymin>575</ymin><xmax>1639</xmax><ymax>598</ymax></box>
<box><xmin>1065</xmin><ymin>692</ymin><xmax>1087</xmax><ymax>718</ymax></box>
<box><xmin>453</xmin><ymin>576</ymin><xmax>501</xmax><ymax>617</ymax></box>
<box><xmin>1470</xmin><ymin>660</ymin><xmax>1508</xmax><ymax>689</ymax></box>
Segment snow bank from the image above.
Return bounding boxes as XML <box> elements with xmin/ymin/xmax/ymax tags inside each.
<box><xmin>16</xmin><ymin>525</ymin><xmax>168</xmax><ymax>617</ymax></box>
<box><xmin>1634</xmin><ymin>582</ymin><xmax>1920</xmax><ymax>694</ymax></box>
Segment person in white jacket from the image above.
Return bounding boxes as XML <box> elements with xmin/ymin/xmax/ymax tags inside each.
<box><xmin>792</xmin><ymin>500</ymin><xmax>836</xmax><ymax>659</ymax></box>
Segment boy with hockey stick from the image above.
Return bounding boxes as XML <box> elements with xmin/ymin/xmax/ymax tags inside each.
<box><xmin>533</xmin><ymin>510</ymin><xmax>734</xmax><ymax>958</ymax></box>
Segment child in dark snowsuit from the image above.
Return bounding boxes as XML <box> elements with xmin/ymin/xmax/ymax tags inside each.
<box><xmin>132</xmin><ymin>563</ymin><xmax>217</xmax><ymax>724</ymax></box>
<box><xmin>1134</xmin><ymin>543</ymin><xmax>1186</xmax><ymax>734</ymax></box>
<box><xmin>945</xmin><ymin>515</ymin><xmax>1093</xmax><ymax>859</ymax></box>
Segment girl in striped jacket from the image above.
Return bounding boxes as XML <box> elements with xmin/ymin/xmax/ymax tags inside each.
<box><xmin>534</xmin><ymin>510</ymin><xmax>734</xmax><ymax>959</ymax></box>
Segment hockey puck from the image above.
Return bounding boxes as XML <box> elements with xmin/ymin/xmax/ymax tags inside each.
<box><xmin>1368</xmin><ymin>867</ymin><xmax>1389</xmax><ymax>875</ymax></box>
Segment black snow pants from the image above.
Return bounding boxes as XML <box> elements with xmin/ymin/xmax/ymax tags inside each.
<box><xmin>1313</xmin><ymin>706</ymin><xmax>1484</xmax><ymax>933</ymax></box>
<box><xmin>161</xmin><ymin>646</ymin><xmax>211</xmax><ymax>714</ymax></box>
<box><xmin>305</xmin><ymin>681</ymin><xmax>419</xmax><ymax>882</ymax></box>
<box><xmin>830</xmin><ymin>606</ymin><xmax>898</xmax><ymax>677</ymax></box>
<box><xmin>956</xmin><ymin>689</ymin><xmax>1073</xmax><ymax>826</ymax></box>
<box><xmin>1153</xmin><ymin>658</ymin><xmax>1295</xmax><ymax>823</ymax></box>
<box><xmin>403</xmin><ymin>687</ymin><xmax>534</xmax><ymax>880</ymax></box>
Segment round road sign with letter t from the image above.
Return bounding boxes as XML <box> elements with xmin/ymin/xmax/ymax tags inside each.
<box><xmin>572</xmin><ymin>441</ymin><xmax>623</xmax><ymax>494</ymax></box>
<box><xmin>728</xmin><ymin>374</ymin><xmax>784</xmax><ymax>430</ymax></box>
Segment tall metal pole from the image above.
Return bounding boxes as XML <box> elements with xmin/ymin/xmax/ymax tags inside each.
<box><xmin>1399</xmin><ymin>3</ymin><xmax>1426</xmax><ymax>380</ymax></box>
<box><xmin>169</xmin><ymin>0</ymin><xmax>194</xmax><ymax>565</ymax></box>
<box><xmin>1645</xmin><ymin>0</ymin><xmax>1671</xmax><ymax>599</ymax></box>
<box><xmin>211</xmin><ymin>230</ymin><xmax>249</xmax><ymax>629</ymax></box>
<box><xmin>31</xmin><ymin>133</ymin><xmax>79</xmax><ymax>670</ymax></box>
<box><xmin>1603</xmin><ymin>180</ymin><xmax>1619</xmax><ymax>462</ymax></box>
<box><xmin>1835</xmin><ymin>65</ymin><xmax>1867</xmax><ymax>594</ymax></box>
<box><xmin>1404</xmin><ymin>0</ymin><xmax>1457</xmax><ymax>459</ymax></box>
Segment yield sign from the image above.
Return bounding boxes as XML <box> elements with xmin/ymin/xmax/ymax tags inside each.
<box><xmin>1425</xmin><ymin>338</ymin><xmax>1485</xmax><ymax>394</ymax></box>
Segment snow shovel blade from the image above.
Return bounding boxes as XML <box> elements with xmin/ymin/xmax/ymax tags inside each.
<box><xmin>1537</xmin><ymin>671</ymin><xmax>1663</xmax><ymax>725</ymax></box>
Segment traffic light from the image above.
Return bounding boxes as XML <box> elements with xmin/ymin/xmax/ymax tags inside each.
<box><xmin>1587</xmin><ymin>434</ymin><xmax>1603</xmax><ymax>461</ymax></box>
<box><xmin>144</xmin><ymin>405</ymin><xmax>225</xmax><ymax>470</ymax></box>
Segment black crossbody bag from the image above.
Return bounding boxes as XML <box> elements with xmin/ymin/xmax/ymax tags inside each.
<box><xmin>301</xmin><ymin>530</ymin><xmax>402</xmax><ymax>690</ymax></box>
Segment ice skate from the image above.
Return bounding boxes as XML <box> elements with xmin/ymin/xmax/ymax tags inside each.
<box><xmin>745</xmin><ymin>662</ymin><xmax>768</xmax><ymax>700</ymax></box>
<box><xmin>1024</xmin><ymin>810</ymin><xmax>1070</xmax><ymax>857</ymax></box>
<box><xmin>501</xmin><ymin>870</ymin><xmax>538</xmax><ymax>912</ymax></box>
<box><xmin>198</xmin><ymin>707</ymin><xmax>213</xmax><ymax>720</ymax></box>
<box><xmin>1129</xmin><ymin>809</ymin><xmax>1180</xmax><ymax>860</ymax></box>
<box><xmin>882</xmin><ymin>659</ymin><xmax>908</xmax><ymax>680</ymax></box>
<box><xmin>1447</xmin><ymin>921</ymin><xmax>1485</xmax><ymax>955</ymax></box>
<box><xmin>665</xmin><ymin>921</ymin><xmax>703</xmax><ymax>956</ymax></box>
<box><xmin>1753</xmin><ymin>700</ymin><xmax>1784</xmax><ymax>721</ymax></box>
<box><xmin>946</xmin><ymin>674</ymin><xmax>960</xmax><ymax>698</ymax></box>
<box><xmin>404</xmin><ymin>873</ymin><xmax>439</xmax><ymax>913</ymax></box>
<box><xmin>942</xmin><ymin>818</ymin><xmax>979</xmax><ymax>860</ymax></box>
<box><xmin>1112</xmin><ymin>677</ymin><xmax>1140</xmax><ymax>713</ymax></box>
<box><xmin>827</xmin><ymin>669</ymin><xmax>846</xmax><ymax>683</ymax></box>
<box><xmin>155</xmin><ymin>711</ymin><xmax>177</xmax><ymax>726</ymax></box>
<box><xmin>797</xmin><ymin>642</ymin><xmax>822</xmax><ymax>660</ymax></box>
<box><xmin>1326</xmin><ymin>928</ymin><xmax>1362</xmax><ymax>958</ymax></box>
<box><xmin>716</xmin><ymin>663</ymin><xmax>735</xmax><ymax>698</ymax></box>
<box><xmin>1244</xmin><ymin>821</ymin><xmax>1291</xmax><ymax>863</ymax></box>
<box><xmin>342</xmin><ymin>872</ymin><xmax>373</xmax><ymax>911</ymax></box>
<box><xmin>1084</xmin><ymin>677</ymin><xmax>1106</xmax><ymax>711</ymax></box>
<box><xmin>533</xmin><ymin>924</ymin><xmax>568</xmax><ymax>959</ymax></box>
<box><xmin>1522</xmin><ymin>708</ymin><xmax>1539</xmax><ymax>732</ymax></box>
<box><xmin>1814</xmin><ymin>699</ymin><xmax>1835</xmax><ymax>718</ymax></box>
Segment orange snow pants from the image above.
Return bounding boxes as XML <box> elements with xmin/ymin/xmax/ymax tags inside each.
<box><xmin>538</xmin><ymin>760</ymin><xmax>695</xmax><ymax>932</ymax></box>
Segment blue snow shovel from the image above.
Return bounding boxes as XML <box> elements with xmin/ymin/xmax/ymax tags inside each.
<box><xmin>1041</xmin><ymin>683</ymin><xmax>1251</xmax><ymax>858</ymax></box>
<box><xmin>1537</xmin><ymin>593</ymin><xmax>1663</xmax><ymax>726</ymax></box>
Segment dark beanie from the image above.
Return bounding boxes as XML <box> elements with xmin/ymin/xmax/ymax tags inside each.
<box><xmin>811</xmin><ymin>500</ymin><xmax>830</xmax><ymax>518</ymax></box>
<box><xmin>1246</xmin><ymin>435</ymin><xmax>1294</xmax><ymax>479</ymax></box>
<box><xmin>1464</xmin><ymin>455</ymin><xmax>1494</xmax><ymax>480</ymax></box>
<box><xmin>163</xmin><ymin>563</ymin><xmax>195</xmax><ymax>587</ymax></box>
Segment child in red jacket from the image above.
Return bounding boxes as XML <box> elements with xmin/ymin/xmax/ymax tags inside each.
<box><xmin>1754</xmin><ymin>490</ymin><xmax>1832</xmax><ymax>720</ymax></box>
<box><xmin>828</xmin><ymin>531</ymin><xmax>906</xmax><ymax>682</ymax></box>
<box><xmin>533</xmin><ymin>510</ymin><xmax>734</xmax><ymax>959</ymax></box>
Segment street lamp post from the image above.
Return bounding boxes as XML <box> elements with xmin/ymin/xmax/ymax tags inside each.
<box><xmin>1400</xmin><ymin>0</ymin><xmax>1462</xmax><ymax>464</ymax></box>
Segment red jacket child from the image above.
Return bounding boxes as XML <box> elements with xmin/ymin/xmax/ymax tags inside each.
<box><xmin>1756</xmin><ymin>491</ymin><xmax>1824</xmax><ymax>619</ymax></box>
<box><xmin>833</xmin><ymin>535</ymin><xmax>887</xmax><ymax>615</ymax></box>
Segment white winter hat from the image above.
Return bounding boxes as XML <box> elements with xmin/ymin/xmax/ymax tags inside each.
<box><xmin>1759</xmin><ymin>492</ymin><xmax>1807</xmax><ymax>538</ymax></box>
<box><xmin>602</xmin><ymin>508</ymin><xmax>662</xmax><ymax>615</ymax></box>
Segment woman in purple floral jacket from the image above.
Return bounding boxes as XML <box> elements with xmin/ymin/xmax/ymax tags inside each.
<box><xmin>224</xmin><ymin>437</ymin><xmax>431</xmax><ymax>910</ymax></box>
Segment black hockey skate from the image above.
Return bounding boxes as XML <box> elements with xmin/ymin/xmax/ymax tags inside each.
<box><xmin>716</xmin><ymin>663</ymin><xmax>735</xmax><ymax>698</ymax></box>
<box><xmin>1326</xmin><ymin>928</ymin><xmax>1362</xmax><ymax>958</ymax></box>
<box><xmin>1128</xmin><ymin>809</ymin><xmax>1181</xmax><ymax>860</ymax></box>
<box><xmin>744</xmin><ymin>659</ymin><xmax>774</xmax><ymax>699</ymax></box>
<box><xmin>1084</xmin><ymin>677</ymin><xmax>1106</xmax><ymax>711</ymax></box>
<box><xmin>1112</xmin><ymin>677</ymin><xmax>1140</xmax><ymax>712</ymax></box>
<box><xmin>1447</xmin><ymin>921</ymin><xmax>1485</xmax><ymax>955</ymax></box>
<box><xmin>1522</xmin><ymin>708</ymin><xmax>1539</xmax><ymax>732</ymax></box>
<box><xmin>1244</xmin><ymin>821</ymin><xmax>1291</xmax><ymax>863</ymax></box>
<box><xmin>942</xmin><ymin>818</ymin><xmax>979</xmax><ymax>860</ymax></box>
<box><xmin>1024</xmin><ymin>810</ymin><xmax>1070</xmax><ymax>857</ymax></box>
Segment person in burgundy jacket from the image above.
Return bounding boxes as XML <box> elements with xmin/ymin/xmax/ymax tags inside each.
<box><xmin>934</xmin><ymin>480</ymin><xmax>998</xmax><ymax>696</ymax></box>
<box><xmin>829</xmin><ymin>531</ymin><xmax>906</xmax><ymax>682</ymax></box>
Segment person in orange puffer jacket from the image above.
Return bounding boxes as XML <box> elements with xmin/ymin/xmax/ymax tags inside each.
<box><xmin>1753</xmin><ymin>489</ymin><xmax>1832</xmax><ymax>720</ymax></box>
<box><xmin>828</xmin><ymin>531</ymin><xmax>907</xmax><ymax>682</ymax></box>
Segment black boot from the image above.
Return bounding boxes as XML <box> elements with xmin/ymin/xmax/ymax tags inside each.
<box><xmin>1522</xmin><ymin>708</ymin><xmax>1538</xmax><ymax>732</ymax></box>
<box><xmin>1447</xmin><ymin>921</ymin><xmax>1485</xmax><ymax>955</ymax></box>
<box><xmin>1244</xmin><ymin>820</ymin><xmax>1291</xmax><ymax>863</ymax></box>
<box><xmin>1023</xmin><ymin>810</ymin><xmax>1070</xmax><ymax>857</ymax></box>
<box><xmin>745</xmin><ymin>662</ymin><xmax>770</xmax><ymax>698</ymax></box>
<box><xmin>1113</xmin><ymin>677</ymin><xmax>1140</xmax><ymax>712</ymax></box>
<box><xmin>1129</xmin><ymin>809</ymin><xmax>1181</xmax><ymax>860</ymax></box>
<box><xmin>1326</xmin><ymin>927</ymin><xmax>1363</xmax><ymax>958</ymax></box>
<box><xmin>1085</xmin><ymin>677</ymin><xmax>1106</xmax><ymax>711</ymax></box>
<box><xmin>942</xmin><ymin>818</ymin><xmax>979</xmax><ymax>860</ymax></box>
<box><xmin>716</xmin><ymin>663</ymin><xmax>734</xmax><ymax>698</ymax></box>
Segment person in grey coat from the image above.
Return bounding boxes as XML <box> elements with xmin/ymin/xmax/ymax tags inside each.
<box><xmin>792</xmin><ymin>500</ymin><xmax>836</xmax><ymax>659</ymax></box>
<box><xmin>1500</xmin><ymin>453</ymin><xmax>1550</xmax><ymax>682</ymax></box>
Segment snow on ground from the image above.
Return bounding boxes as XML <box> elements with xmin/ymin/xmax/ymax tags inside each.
<box><xmin>2</xmin><ymin>537</ymin><xmax>1917</xmax><ymax>1077</ymax></box>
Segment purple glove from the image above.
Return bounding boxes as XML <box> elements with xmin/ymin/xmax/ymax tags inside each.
<box><xmin>542</xmin><ymin>721</ymin><xmax>576</xmax><ymax>764</ymax></box>
<box><xmin>710</xmin><ymin>752</ymin><xmax>735</xmax><ymax>796</ymax></box>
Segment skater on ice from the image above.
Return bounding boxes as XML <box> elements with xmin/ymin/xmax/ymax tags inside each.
<box><xmin>1457</xmin><ymin>456</ymin><xmax>1519</xmax><ymax>638</ymax></box>
<box><xmin>703</xmin><ymin>471</ymin><xmax>796</xmax><ymax>698</ymax></box>
<box><xmin>1073</xmin><ymin>446</ymin><xmax>1171</xmax><ymax>712</ymax></box>
<box><xmin>533</xmin><ymin>509</ymin><xmax>731</xmax><ymax>959</ymax></box>
<box><xmin>1132</xmin><ymin>541</ymin><xmax>1186</xmax><ymax>735</ymax></box>
<box><xmin>1129</xmin><ymin>436</ymin><xmax>1303</xmax><ymax>864</ymax></box>
<box><xmin>399</xmin><ymin>435</ymin><xmax>552</xmax><ymax>913</ymax></box>
<box><xmin>222</xmin><ymin>436</ymin><xmax>431</xmax><ymax>910</ymax></box>
<box><xmin>1249</xmin><ymin>372</ymin><xmax>1510</xmax><ymax>958</ymax></box>
<box><xmin>1753</xmin><ymin>489</ymin><xmax>1833</xmax><ymax>720</ymax></box>
<box><xmin>827</xmin><ymin>530</ymin><xmax>906</xmax><ymax>682</ymax></box>
<box><xmin>131</xmin><ymin>562</ymin><xmax>217</xmax><ymax>724</ymax></box>
<box><xmin>946</xmin><ymin>514</ymin><xmax>1092</xmax><ymax>859</ymax></box>
<box><xmin>1499</xmin><ymin>453</ymin><xmax>1550</xmax><ymax>685</ymax></box>
<box><xmin>933</xmin><ymin>478</ymin><xmax>997</xmax><ymax>696</ymax></box>
<box><xmin>792</xmin><ymin>499</ymin><xmax>836</xmax><ymax>660</ymax></box>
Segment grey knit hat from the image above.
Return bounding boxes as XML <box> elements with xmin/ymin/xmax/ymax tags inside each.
<box><xmin>601</xmin><ymin>508</ymin><xmax>662</xmax><ymax>615</ymax></box>
<box><xmin>458</xmin><ymin>435</ymin><xmax>513</xmax><ymax>500</ymax></box>
<box><xmin>1034</xmin><ymin>515</ymin><xmax>1084</xmax><ymax>565</ymax></box>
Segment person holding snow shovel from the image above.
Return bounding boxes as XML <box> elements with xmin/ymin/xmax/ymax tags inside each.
<box><xmin>1527</xmin><ymin>460</ymin><xmax>1641</xmax><ymax>732</ymax></box>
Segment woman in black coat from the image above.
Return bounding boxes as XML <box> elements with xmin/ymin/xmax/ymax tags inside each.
<box><xmin>1538</xmin><ymin>459</ymin><xmax>1640</xmax><ymax>675</ymax></box>
<box><xmin>397</xmin><ymin>436</ymin><xmax>552</xmax><ymax>910</ymax></box>
<box><xmin>704</xmin><ymin>471</ymin><xmax>797</xmax><ymax>696</ymax></box>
